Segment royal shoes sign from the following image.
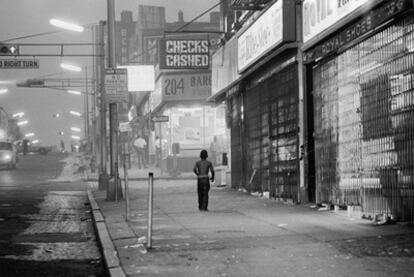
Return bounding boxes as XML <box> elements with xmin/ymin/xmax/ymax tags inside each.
<box><xmin>160</xmin><ymin>39</ymin><xmax>210</xmax><ymax>70</ymax></box>
<box><xmin>304</xmin><ymin>0</ymin><xmax>412</xmax><ymax>62</ymax></box>
<box><xmin>302</xmin><ymin>0</ymin><xmax>374</xmax><ymax>43</ymax></box>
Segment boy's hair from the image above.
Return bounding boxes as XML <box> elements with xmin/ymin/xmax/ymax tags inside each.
<box><xmin>200</xmin><ymin>149</ymin><xmax>208</xmax><ymax>159</ymax></box>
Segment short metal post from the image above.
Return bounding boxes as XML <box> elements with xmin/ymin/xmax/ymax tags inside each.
<box><xmin>115</xmin><ymin>162</ymin><xmax>119</xmax><ymax>202</ymax></box>
<box><xmin>147</xmin><ymin>172</ymin><xmax>154</xmax><ymax>249</ymax></box>
<box><xmin>123</xmin><ymin>146</ymin><xmax>130</xmax><ymax>220</ymax></box>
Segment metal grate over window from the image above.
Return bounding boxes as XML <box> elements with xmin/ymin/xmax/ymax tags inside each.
<box><xmin>313</xmin><ymin>14</ymin><xmax>414</xmax><ymax>223</ymax></box>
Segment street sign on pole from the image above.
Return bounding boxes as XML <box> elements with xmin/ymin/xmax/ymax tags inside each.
<box><xmin>105</xmin><ymin>68</ymin><xmax>128</xmax><ymax>103</ymax></box>
<box><xmin>0</xmin><ymin>59</ymin><xmax>39</xmax><ymax>69</ymax></box>
<box><xmin>151</xmin><ymin>115</ymin><xmax>169</xmax><ymax>122</ymax></box>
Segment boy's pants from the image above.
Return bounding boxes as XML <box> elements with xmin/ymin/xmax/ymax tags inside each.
<box><xmin>197</xmin><ymin>177</ymin><xmax>210</xmax><ymax>211</ymax></box>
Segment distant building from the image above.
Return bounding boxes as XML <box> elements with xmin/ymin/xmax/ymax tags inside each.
<box><xmin>0</xmin><ymin>107</ymin><xmax>8</xmax><ymax>141</ymax></box>
<box><xmin>0</xmin><ymin>107</ymin><xmax>21</xmax><ymax>141</ymax></box>
<box><xmin>92</xmin><ymin>4</ymin><xmax>224</xmax><ymax>173</ymax></box>
<box><xmin>7</xmin><ymin>118</ymin><xmax>21</xmax><ymax>142</ymax></box>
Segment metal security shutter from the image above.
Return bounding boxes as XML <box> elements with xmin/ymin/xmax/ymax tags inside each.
<box><xmin>244</xmin><ymin>81</ymin><xmax>269</xmax><ymax>193</ymax></box>
<box><xmin>268</xmin><ymin>64</ymin><xmax>299</xmax><ymax>200</ymax></box>
<box><xmin>313</xmin><ymin>13</ymin><xmax>414</xmax><ymax>222</ymax></box>
<box><xmin>229</xmin><ymin>95</ymin><xmax>244</xmax><ymax>189</ymax></box>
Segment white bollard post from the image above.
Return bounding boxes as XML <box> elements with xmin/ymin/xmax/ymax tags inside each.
<box><xmin>123</xmin><ymin>146</ymin><xmax>130</xmax><ymax>220</ymax></box>
<box><xmin>147</xmin><ymin>172</ymin><xmax>154</xmax><ymax>249</ymax></box>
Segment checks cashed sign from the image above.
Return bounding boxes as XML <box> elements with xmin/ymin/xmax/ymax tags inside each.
<box><xmin>159</xmin><ymin>39</ymin><xmax>210</xmax><ymax>70</ymax></box>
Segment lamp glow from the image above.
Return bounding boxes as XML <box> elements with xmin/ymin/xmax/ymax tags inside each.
<box><xmin>50</xmin><ymin>18</ymin><xmax>84</xmax><ymax>32</ymax></box>
<box><xmin>71</xmin><ymin>127</ymin><xmax>81</xmax><ymax>132</ymax></box>
<box><xmin>25</xmin><ymin>133</ymin><xmax>35</xmax><ymax>138</ymax></box>
<box><xmin>17</xmin><ymin>120</ymin><xmax>28</xmax><ymax>126</ymax></box>
<box><xmin>67</xmin><ymin>90</ymin><xmax>82</xmax><ymax>95</ymax></box>
<box><xmin>60</xmin><ymin>63</ymin><xmax>82</xmax><ymax>72</ymax></box>
<box><xmin>0</xmin><ymin>88</ymin><xmax>8</xmax><ymax>94</ymax></box>
<box><xmin>31</xmin><ymin>140</ymin><xmax>39</xmax><ymax>144</ymax></box>
<box><xmin>71</xmin><ymin>135</ymin><xmax>81</xmax><ymax>140</ymax></box>
<box><xmin>12</xmin><ymin>112</ymin><xmax>25</xmax><ymax>118</ymax></box>
<box><xmin>69</xmin><ymin>110</ymin><xmax>82</xmax><ymax>117</ymax></box>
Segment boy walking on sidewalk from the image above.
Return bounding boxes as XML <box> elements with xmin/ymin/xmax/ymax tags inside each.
<box><xmin>193</xmin><ymin>150</ymin><xmax>215</xmax><ymax>211</ymax></box>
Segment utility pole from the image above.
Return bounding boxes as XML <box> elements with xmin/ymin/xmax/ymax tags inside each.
<box><xmin>107</xmin><ymin>0</ymin><xmax>123</xmax><ymax>200</ymax></box>
<box><xmin>98</xmin><ymin>20</ymin><xmax>109</xmax><ymax>190</ymax></box>
<box><xmin>84</xmin><ymin>66</ymin><xmax>90</xmax><ymax>150</ymax></box>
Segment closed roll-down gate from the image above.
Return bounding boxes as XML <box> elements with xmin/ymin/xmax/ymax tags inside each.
<box><xmin>312</xmin><ymin>14</ymin><xmax>414</xmax><ymax>222</ymax></box>
<box><xmin>242</xmin><ymin>64</ymin><xmax>299</xmax><ymax>200</ymax></box>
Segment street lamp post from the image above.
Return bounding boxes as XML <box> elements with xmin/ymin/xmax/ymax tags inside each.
<box><xmin>106</xmin><ymin>0</ymin><xmax>122</xmax><ymax>201</ymax></box>
<box><xmin>84</xmin><ymin>66</ymin><xmax>90</xmax><ymax>150</ymax></box>
<box><xmin>60</xmin><ymin>63</ymin><xmax>90</xmax><ymax>150</ymax></box>
<box><xmin>97</xmin><ymin>20</ymin><xmax>109</xmax><ymax>191</ymax></box>
<box><xmin>46</xmin><ymin>13</ymin><xmax>111</xmax><ymax>197</ymax></box>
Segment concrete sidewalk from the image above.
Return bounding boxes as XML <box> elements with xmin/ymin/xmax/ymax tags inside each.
<box><xmin>86</xmin><ymin>164</ymin><xmax>194</xmax><ymax>181</ymax></box>
<box><xmin>88</xmin><ymin>177</ymin><xmax>414</xmax><ymax>277</ymax></box>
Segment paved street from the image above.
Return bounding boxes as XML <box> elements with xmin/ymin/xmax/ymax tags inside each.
<box><xmin>90</xmin><ymin>171</ymin><xmax>414</xmax><ymax>277</ymax></box>
<box><xmin>0</xmin><ymin>153</ymin><xmax>105</xmax><ymax>276</ymax></box>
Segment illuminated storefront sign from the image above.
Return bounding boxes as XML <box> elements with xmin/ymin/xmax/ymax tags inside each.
<box><xmin>161</xmin><ymin>73</ymin><xmax>211</xmax><ymax>101</ymax></box>
<box><xmin>302</xmin><ymin>0</ymin><xmax>373</xmax><ymax>43</ymax></box>
<box><xmin>151</xmin><ymin>72</ymin><xmax>212</xmax><ymax>111</ymax></box>
<box><xmin>304</xmin><ymin>0</ymin><xmax>411</xmax><ymax>62</ymax></box>
<box><xmin>212</xmin><ymin>36</ymin><xmax>241</xmax><ymax>95</ymax></box>
<box><xmin>237</xmin><ymin>0</ymin><xmax>295</xmax><ymax>72</ymax></box>
<box><xmin>160</xmin><ymin>39</ymin><xmax>210</xmax><ymax>69</ymax></box>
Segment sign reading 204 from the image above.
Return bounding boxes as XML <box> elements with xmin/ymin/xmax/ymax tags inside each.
<box><xmin>164</xmin><ymin>77</ymin><xmax>184</xmax><ymax>95</ymax></box>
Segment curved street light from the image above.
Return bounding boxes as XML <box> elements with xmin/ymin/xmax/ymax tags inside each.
<box><xmin>60</xmin><ymin>63</ymin><xmax>82</xmax><ymax>72</ymax></box>
<box><xmin>67</xmin><ymin>90</ymin><xmax>82</xmax><ymax>95</ymax></box>
<box><xmin>13</xmin><ymin>112</ymin><xmax>25</xmax><ymax>118</ymax></box>
<box><xmin>69</xmin><ymin>110</ymin><xmax>82</xmax><ymax>117</ymax></box>
<box><xmin>17</xmin><ymin>120</ymin><xmax>28</xmax><ymax>126</ymax></box>
<box><xmin>49</xmin><ymin>18</ymin><xmax>84</xmax><ymax>32</ymax></box>
<box><xmin>71</xmin><ymin>127</ymin><xmax>81</xmax><ymax>132</ymax></box>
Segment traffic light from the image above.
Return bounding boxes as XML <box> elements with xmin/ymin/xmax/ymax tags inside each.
<box><xmin>16</xmin><ymin>79</ymin><xmax>45</xmax><ymax>87</ymax></box>
<box><xmin>0</xmin><ymin>43</ymin><xmax>19</xmax><ymax>55</ymax></box>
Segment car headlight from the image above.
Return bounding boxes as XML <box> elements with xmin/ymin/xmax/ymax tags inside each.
<box><xmin>2</xmin><ymin>154</ymin><xmax>11</xmax><ymax>161</ymax></box>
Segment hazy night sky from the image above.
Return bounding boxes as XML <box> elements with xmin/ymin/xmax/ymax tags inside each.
<box><xmin>0</xmin><ymin>0</ymin><xmax>219</xmax><ymax>147</ymax></box>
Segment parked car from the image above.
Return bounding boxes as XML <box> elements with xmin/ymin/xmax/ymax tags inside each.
<box><xmin>0</xmin><ymin>141</ymin><xmax>18</xmax><ymax>169</ymax></box>
<box><xmin>14</xmin><ymin>140</ymin><xmax>54</xmax><ymax>155</ymax></box>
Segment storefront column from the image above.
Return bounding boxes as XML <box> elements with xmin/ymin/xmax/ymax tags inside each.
<box><xmin>297</xmin><ymin>1</ymin><xmax>306</xmax><ymax>204</ymax></box>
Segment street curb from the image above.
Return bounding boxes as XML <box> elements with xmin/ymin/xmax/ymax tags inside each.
<box><xmin>85</xmin><ymin>176</ymin><xmax>194</xmax><ymax>182</ymax></box>
<box><xmin>87</xmin><ymin>190</ymin><xmax>126</xmax><ymax>277</ymax></box>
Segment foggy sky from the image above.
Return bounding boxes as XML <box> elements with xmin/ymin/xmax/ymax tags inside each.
<box><xmin>0</xmin><ymin>0</ymin><xmax>218</xmax><ymax>147</ymax></box>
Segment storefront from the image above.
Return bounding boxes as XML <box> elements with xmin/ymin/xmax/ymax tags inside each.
<box><xmin>211</xmin><ymin>0</ymin><xmax>302</xmax><ymax>201</ymax></box>
<box><xmin>210</xmin><ymin>35</ymin><xmax>241</xmax><ymax>189</ymax></box>
<box><xmin>303</xmin><ymin>0</ymin><xmax>414</xmax><ymax>222</ymax></box>
<box><xmin>150</xmin><ymin>68</ymin><xmax>227</xmax><ymax>174</ymax></box>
